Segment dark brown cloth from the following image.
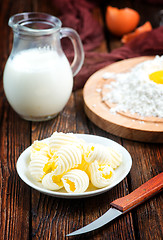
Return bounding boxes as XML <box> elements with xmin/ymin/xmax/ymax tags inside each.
<box><xmin>144</xmin><ymin>0</ymin><xmax>163</xmax><ymax>4</ymax></box>
<box><xmin>77</xmin><ymin>27</ymin><xmax>163</xmax><ymax>90</ymax></box>
<box><xmin>53</xmin><ymin>0</ymin><xmax>104</xmax><ymax>52</ymax></box>
<box><xmin>53</xmin><ymin>0</ymin><xmax>163</xmax><ymax>90</ymax></box>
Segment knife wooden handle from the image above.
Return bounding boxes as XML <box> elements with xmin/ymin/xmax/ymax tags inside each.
<box><xmin>110</xmin><ymin>172</ymin><xmax>163</xmax><ymax>212</ymax></box>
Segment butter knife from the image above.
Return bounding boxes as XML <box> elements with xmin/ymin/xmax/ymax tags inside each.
<box><xmin>67</xmin><ymin>172</ymin><xmax>163</xmax><ymax>237</ymax></box>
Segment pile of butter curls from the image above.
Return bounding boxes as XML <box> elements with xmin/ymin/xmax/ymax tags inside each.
<box><xmin>29</xmin><ymin>132</ymin><xmax>122</xmax><ymax>193</ymax></box>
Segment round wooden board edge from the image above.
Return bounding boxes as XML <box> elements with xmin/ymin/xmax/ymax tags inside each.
<box><xmin>84</xmin><ymin>103</ymin><xmax>163</xmax><ymax>143</ymax></box>
<box><xmin>83</xmin><ymin>56</ymin><xmax>163</xmax><ymax>143</ymax></box>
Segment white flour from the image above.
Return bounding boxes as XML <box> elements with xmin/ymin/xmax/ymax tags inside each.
<box><xmin>102</xmin><ymin>56</ymin><xmax>163</xmax><ymax>118</ymax></box>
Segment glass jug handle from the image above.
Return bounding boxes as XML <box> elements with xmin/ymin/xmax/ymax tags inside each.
<box><xmin>60</xmin><ymin>28</ymin><xmax>84</xmax><ymax>76</ymax></box>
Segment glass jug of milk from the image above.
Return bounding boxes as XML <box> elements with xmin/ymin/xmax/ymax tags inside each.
<box><xmin>3</xmin><ymin>12</ymin><xmax>84</xmax><ymax>121</ymax></box>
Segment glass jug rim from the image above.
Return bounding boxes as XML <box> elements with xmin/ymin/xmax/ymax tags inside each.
<box><xmin>9</xmin><ymin>12</ymin><xmax>62</xmax><ymax>36</ymax></box>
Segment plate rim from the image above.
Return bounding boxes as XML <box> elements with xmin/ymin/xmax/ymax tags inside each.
<box><xmin>16</xmin><ymin>133</ymin><xmax>132</xmax><ymax>199</ymax></box>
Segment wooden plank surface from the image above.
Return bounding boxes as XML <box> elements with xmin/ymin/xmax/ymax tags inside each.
<box><xmin>0</xmin><ymin>0</ymin><xmax>162</xmax><ymax>240</ymax></box>
<box><xmin>0</xmin><ymin>1</ymin><xmax>31</xmax><ymax>239</ymax></box>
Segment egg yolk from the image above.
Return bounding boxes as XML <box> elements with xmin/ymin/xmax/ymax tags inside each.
<box><xmin>149</xmin><ymin>70</ymin><xmax>163</xmax><ymax>84</ymax></box>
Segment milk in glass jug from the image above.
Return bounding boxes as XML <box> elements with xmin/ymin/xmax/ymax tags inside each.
<box><xmin>3</xmin><ymin>12</ymin><xmax>84</xmax><ymax>121</ymax></box>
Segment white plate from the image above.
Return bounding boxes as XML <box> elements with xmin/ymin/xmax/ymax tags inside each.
<box><xmin>16</xmin><ymin>134</ymin><xmax>132</xmax><ymax>199</ymax></box>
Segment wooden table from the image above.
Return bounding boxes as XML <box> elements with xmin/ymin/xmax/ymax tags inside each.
<box><xmin>0</xmin><ymin>0</ymin><xmax>162</xmax><ymax>239</ymax></box>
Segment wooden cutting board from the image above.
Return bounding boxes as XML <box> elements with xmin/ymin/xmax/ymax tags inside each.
<box><xmin>83</xmin><ymin>56</ymin><xmax>163</xmax><ymax>143</ymax></box>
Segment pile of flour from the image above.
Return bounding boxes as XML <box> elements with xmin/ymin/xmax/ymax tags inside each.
<box><xmin>102</xmin><ymin>56</ymin><xmax>163</xmax><ymax>118</ymax></box>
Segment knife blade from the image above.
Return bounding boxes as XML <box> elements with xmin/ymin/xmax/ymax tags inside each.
<box><xmin>67</xmin><ymin>172</ymin><xmax>163</xmax><ymax>237</ymax></box>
